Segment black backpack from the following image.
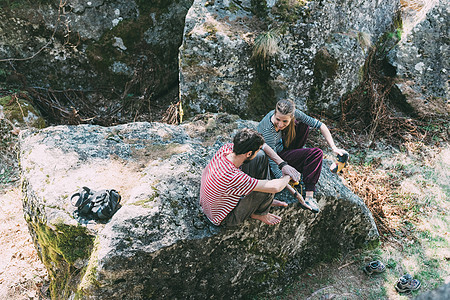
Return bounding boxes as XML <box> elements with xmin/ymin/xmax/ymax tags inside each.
<box><xmin>71</xmin><ymin>187</ymin><xmax>121</xmax><ymax>220</ymax></box>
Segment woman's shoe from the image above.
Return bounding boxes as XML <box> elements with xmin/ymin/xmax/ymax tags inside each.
<box><xmin>298</xmin><ymin>201</ymin><xmax>311</xmax><ymax>211</ymax></box>
<box><xmin>304</xmin><ymin>196</ymin><xmax>320</xmax><ymax>213</ymax></box>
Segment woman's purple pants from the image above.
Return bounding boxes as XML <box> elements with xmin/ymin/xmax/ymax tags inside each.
<box><xmin>278</xmin><ymin>122</ymin><xmax>323</xmax><ymax>192</ymax></box>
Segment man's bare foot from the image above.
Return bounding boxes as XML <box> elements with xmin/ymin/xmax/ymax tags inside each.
<box><xmin>251</xmin><ymin>213</ymin><xmax>282</xmax><ymax>225</ymax></box>
<box><xmin>272</xmin><ymin>199</ymin><xmax>288</xmax><ymax>207</ymax></box>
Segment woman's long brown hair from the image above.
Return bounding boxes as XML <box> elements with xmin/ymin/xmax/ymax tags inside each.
<box><xmin>275</xmin><ymin>99</ymin><xmax>296</xmax><ymax>148</ymax></box>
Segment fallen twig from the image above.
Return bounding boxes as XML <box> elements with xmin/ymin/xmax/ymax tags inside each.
<box><xmin>337</xmin><ymin>260</ymin><xmax>356</xmax><ymax>270</ymax></box>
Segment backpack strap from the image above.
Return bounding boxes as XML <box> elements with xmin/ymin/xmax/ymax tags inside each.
<box><xmin>70</xmin><ymin>192</ymin><xmax>81</xmax><ymax>206</ymax></box>
<box><xmin>71</xmin><ymin>187</ymin><xmax>92</xmax><ymax>207</ymax></box>
<box><xmin>90</xmin><ymin>190</ymin><xmax>109</xmax><ymax>204</ymax></box>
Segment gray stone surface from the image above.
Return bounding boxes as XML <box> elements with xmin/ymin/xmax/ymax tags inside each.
<box><xmin>2</xmin><ymin>1</ymin><xmax>447</xmax><ymax>124</ymax></box>
<box><xmin>0</xmin><ymin>0</ymin><xmax>193</xmax><ymax>119</ymax></box>
<box><xmin>388</xmin><ymin>0</ymin><xmax>449</xmax><ymax>117</ymax></box>
<box><xmin>179</xmin><ymin>0</ymin><xmax>400</xmax><ymax>119</ymax></box>
<box><xmin>414</xmin><ymin>282</ymin><xmax>450</xmax><ymax>300</ymax></box>
<box><xmin>19</xmin><ymin>114</ymin><xmax>378</xmax><ymax>299</ymax></box>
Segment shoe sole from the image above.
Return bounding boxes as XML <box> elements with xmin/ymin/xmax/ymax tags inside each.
<box><xmin>304</xmin><ymin>199</ymin><xmax>320</xmax><ymax>213</ymax></box>
<box><xmin>395</xmin><ymin>281</ymin><xmax>421</xmax><ymax>293</ymax></box>
<box><xmin>298</xmin><ymin>201</ymin><xmax>320</xmax><ymax>213</ymax></box>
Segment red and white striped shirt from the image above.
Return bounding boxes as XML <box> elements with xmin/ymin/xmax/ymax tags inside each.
<box><xmin>200</xmin><ymin>143</ymin><xmax>258</xmax><ymax>225</ymax></box>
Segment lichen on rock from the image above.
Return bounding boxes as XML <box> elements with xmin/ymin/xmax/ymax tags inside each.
<box><xmin>387</xmin><ymin>1</ymin><xmax>449</xmax><ymax>118</ymax></box>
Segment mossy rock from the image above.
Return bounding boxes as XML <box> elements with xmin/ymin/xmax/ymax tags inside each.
<box><xmin>28</xmin><ymin>220</ymin><xmax>95</xmax><ymax>299</ymax></box>
<box><xmin>271</xmin><ymin>0</ymin><xmax>309</xmax><ymax>23</ymax></box>
<box><xmin>0</xmin><ymin>95</ymin><xmax>46</xmax><ymax>129</ymax></box>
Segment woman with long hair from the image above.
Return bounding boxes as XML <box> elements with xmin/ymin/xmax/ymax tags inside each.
<box><xmin>257</xmin><ymin>99</ymin><xmax>346</xmax><ymax>213</ymax></box>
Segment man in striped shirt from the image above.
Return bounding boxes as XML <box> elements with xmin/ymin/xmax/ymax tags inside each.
<box><xmin>200</xmin><ymin>128</ymin><xmax>295</xmax><ymax>227</ymax></box>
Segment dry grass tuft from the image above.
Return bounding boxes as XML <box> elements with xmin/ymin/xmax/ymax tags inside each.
<box><xmin>162</xmin><ymin>101</ymin><xmax>183</xmax><ymax>125</ymax></box>
<box><xmin>344</xmin><ymin>163</ymin><xmax>407</xmax><ymax>240</ymax></box>
<box><xmin>252</xmin><ymin>28</ymin><xmax>281</xmax><ymax>68</ymax></box>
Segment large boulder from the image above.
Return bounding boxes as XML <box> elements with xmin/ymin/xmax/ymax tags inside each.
<box><xmin>179</xmin><ymin>0</ymin><xmax>400</xmax><ymax>119</ymax></box>
<box><xmin>387</xmin><ymin>0</ymin><xmax>449</xmax><ymax>118</ymax></box>
<box><xmin>0</xmin><ymin>0</ymin><xmax>193</xmax><ymax>122</ymax></box>
<box><xmin>19</xmin><ymin>114</ymin><xmax>378</xmax><ymax>299</ymax></box>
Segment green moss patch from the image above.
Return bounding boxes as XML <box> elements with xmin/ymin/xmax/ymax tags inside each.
<box><xmin>0</xmin><ymin>94</ymin><xmax>46</xmax><ymax>128</ymax></box>
<box><xmin>76</xmin><ymin>237</ymin><xmax>100</xmax><ymax>298</ymax></box>
<box><xmin>29</xmin><ymin>220</ymin><xmax>95</xmax><ymax>299</ymax></box>
<box><xmin>271</xmin><ymin>0</ymin><xmax>309</xmax><ymax>23</ymax></box>
<box><xmin>131</xmin><ymin>187</ymin><xmax>160</xmax><ymax>208</ymax></box>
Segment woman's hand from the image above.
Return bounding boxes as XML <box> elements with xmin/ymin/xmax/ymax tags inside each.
<box><xmin>332</xmin><ymin>147</ymin><xmax>347</xmax><ymax>157</ymax></box>
<box><xmin>281</xmin><ymin>164</ymin><xmax>301</xmax><ymax>183</ymax></box>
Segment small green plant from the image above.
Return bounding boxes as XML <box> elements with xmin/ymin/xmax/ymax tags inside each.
<box><xmin>252</xmin><ymin>28</ymin><xmax>281</xmax><ymax>68</ymax></box>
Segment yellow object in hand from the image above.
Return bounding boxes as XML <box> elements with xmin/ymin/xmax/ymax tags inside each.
<box><xmin>289</xmin><ymin>180</ymin><xmax>299</xmax><ymax>187</ymax></box>
<box><xmin>330</xmin><ymin>151</ymin><xmax>349</xmax><ymax>174</ymax></box>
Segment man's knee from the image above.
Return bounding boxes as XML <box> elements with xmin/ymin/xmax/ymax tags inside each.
<box><xmin>253</xmin><ymin>149</ymin><xmax>269</xmax><ymax>165</ymax></box>
<box><xmin>241</xmin><ymin>149</ymin><xmax>270</xmax><ymax>179</ymax></box>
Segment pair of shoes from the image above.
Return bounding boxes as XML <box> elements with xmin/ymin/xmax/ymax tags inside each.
<box><xmin>304</xmin><ymin>196</ymin><xmax>320</xmax><ymax>214</ymax></box>
<box><xmin>363</xmin><ymin>260</ymin><xmax>386</xmax><ymax>275</ymax></box>
<box><xmin>395</xmin><ymin>274</ymin><xmax>421</xmax><ymax>293</ymax></box>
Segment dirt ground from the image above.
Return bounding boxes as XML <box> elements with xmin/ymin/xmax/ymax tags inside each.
<box><xmin>0</xmin><ymin>184</ymin><xmax>50</xmax><ymax>300</ymax></box>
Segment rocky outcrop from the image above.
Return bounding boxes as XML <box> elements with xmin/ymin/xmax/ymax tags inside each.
<box><xmin>19</xmin><ymin>114</ymin><xmax>378</xmax><ymax>299</ymax></box>
<box><xmin>179</xmin><ymin>0</ymin><xmax>400</xmax><ymax>119</ymax></box>
<box><xmin>2</xmin><ymin>1</ymin><xmax>447</xmax><ymax>124</ymax></box>
<box><xmin>0</xmin><ymin>0</ymin><xmax>193</xmax><ymax>122</ymax></box>
<box><xmin>387</xmin><ymin>0</ymin><xmax>449</xmax><ymax>118</ymax></box>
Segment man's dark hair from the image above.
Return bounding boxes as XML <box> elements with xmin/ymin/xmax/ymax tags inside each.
<box><xmin>233</xmin><ymin>128</ymin><xmax>264</xmax><ymax>155</ymax></box>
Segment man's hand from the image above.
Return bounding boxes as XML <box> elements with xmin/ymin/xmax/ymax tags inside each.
<box><xmin>281</xmin><ymin>164</ymin><xmax>300</xmax><ymax>183</ymax></box>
